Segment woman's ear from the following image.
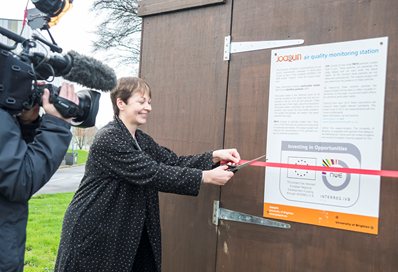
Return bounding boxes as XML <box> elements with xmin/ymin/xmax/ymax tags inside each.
<box><xmin>116</xmin><ymin>98</ymin><xmax>125</xmax><ymax>111</ymax></box>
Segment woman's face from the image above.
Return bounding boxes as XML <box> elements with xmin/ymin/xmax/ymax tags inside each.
<box><xmin>119</xmin><ymin>91</ymin><xmax>152</xmax><ymax>126</ymax></box>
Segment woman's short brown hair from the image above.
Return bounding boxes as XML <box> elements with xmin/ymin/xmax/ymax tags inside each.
<box><xmin>110</xmin><ymin>77</ymin><xmax>151</xmax><ymax>116</ymax></box>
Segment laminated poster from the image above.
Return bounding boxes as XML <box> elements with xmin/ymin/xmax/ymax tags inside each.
<box><xmin>264</xmin><ymin>37</ymin><xmax>388</xmax><ymax>234</ymax></box>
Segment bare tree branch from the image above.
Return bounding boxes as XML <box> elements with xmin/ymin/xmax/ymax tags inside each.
<box><xmin>91</xmin><ymin>0</ymin><xmax>141</xmax><ymax>64</ymax></box>
<box><xmin>72</xmin><ymin>127</ymin><xmax>98</xmax><ymax>150</ymax></box>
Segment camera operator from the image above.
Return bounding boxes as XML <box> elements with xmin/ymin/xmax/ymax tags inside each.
<box><xmin>0</xmin><ymin>82</ymin><xmax>78</xmax><ymax>272</ymax></box>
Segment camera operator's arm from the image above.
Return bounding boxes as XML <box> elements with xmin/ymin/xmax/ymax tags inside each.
<box><xmin>0</xmin><ymin>83</ymin><xmax>78</xmax><ymax>202</ymax></box>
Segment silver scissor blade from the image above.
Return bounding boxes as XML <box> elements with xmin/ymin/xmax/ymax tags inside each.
<box><xmin>235</xmin><ymin>154</ymin><xmax>266</xmax><ymax>170</ymax></box>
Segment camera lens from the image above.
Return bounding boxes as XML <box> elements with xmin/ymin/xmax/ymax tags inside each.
<box><xmin>71</xmin><ymin>90</ymin><xmax>101</xmax><ymax>128</ymax></box>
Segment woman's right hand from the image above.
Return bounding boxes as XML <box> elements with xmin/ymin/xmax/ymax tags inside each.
<box><xmin>202</xmin><ymin>165</ymin><xmax>234</xmax><ymax>186</ymax></box>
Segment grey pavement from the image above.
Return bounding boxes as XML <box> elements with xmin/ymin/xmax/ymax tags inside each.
<box><xmin>35</xmin><ymin>165</ymin><xmax>85</xmax><ymax>195</ymax></box>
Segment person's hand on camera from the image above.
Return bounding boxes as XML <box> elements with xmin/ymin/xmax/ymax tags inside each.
<box><xmin>42</xmin><ymin>82</ymin><xmax>79</xmax><ymax>123</ymax></box>
<box><xmin>202</xmin><ymin>165</ymin><xmax>234</xmax><ymax>186</ymax></box>
<box><xmin>212</xmin><ymin>148</ymin><xmax>241</xmax><ymax>164</ymax></box>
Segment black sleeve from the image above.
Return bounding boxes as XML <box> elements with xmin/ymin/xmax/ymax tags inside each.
<box><xmin>0</xmin><ymin>110</ymin><xmax>72</xmax><ymax>203</ymax></box>
<box><xmin>90</xmin><ymin>129</ymin><xmax>206</xmax><ymax>196</ymax></box>
<box><xmin>137</xmin><ymin>131</ymin><xmax>215</xmax><ymax>170</ymax></box>
<box><xmin>18</xmin><ymin>116</ymin><xmax>42</xmax><ymax>143</ymax></box>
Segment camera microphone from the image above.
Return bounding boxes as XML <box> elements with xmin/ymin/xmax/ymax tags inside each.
<box><xmin>34</xmin><ymin>50</ymin><xmax>117</xmax><ymax>91</ymax></box>
<box><xmin>27</xmin><ymin>51</ymin><xmax>117</xmax><ymax>127</ymax></box>
<box><xmin>64</xmin><ymin>50</ymin><xmax>117</xmax><ymax>92</ymax></box>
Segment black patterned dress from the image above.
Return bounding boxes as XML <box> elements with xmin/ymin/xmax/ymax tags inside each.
<box><xmin>54</xmin><ymin>117</ymin><xmax>214</xmax><ymax>271</ymax></box>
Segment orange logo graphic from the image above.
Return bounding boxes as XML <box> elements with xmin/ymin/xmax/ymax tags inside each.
<box><xmin>276</xmin><ymin>54</ymin><xmax>302</xmax><ymax>62</ymax></box>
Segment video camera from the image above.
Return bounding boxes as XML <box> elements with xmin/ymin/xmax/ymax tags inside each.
<box><xmin>0</xmin><ymin>0</ymin><xmax>116</xmax><ymax>128</ymax></box>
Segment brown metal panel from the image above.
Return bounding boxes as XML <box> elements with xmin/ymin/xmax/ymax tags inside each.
<box><xmin>138</xmin><ymin>0</ymin><xmax>225</xmax><ymax>17</ymax></box>
<box><xmin>219</xmin><ymin>0</ymin><xmax>398</xmax><ymax>271</ymax></box>
<box><xmin>139</xmin><ymin>1</ymin><xmax>232</xmax><ymax>271</ymax></box>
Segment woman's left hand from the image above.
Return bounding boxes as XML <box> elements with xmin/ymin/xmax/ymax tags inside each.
<box><xmin>212</xmin><ymin>148</ymin><xmax>241</xmax><ymax>164</ymax></box>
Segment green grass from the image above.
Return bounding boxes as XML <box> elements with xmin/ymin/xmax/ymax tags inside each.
<box><xmin>75</xmin><ymin>149</ymin><xmax>89</xmax><ymax>164</ymax></box>
<box><xmin>67</xmin><ymin>149</ymin><xmax>89</xmax><ymax>164</ymax></box>
<box><xmin>24</xmin><ymin>193</ymin><xmax>74</xmax><ymax>272</ymax></box>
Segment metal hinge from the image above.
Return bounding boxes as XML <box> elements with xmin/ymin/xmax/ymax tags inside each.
<box><xmin>224</xmin><ymin>35</ymin><xmax>304</xmax><ymax>61</ymax></box>
<box><xmin>212</xmin><ymin>200</ymin><xmax>291</xmax><ymax>229</ymax></box>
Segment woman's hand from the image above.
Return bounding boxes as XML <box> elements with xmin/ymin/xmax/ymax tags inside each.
<box><xmin>212</xmin><ymin>148</ymin><xmax>241</xmax><ymax>164</ymax></box>
<box><xmin>202</xmin><ymin>165</ymin><xmax>234</xmax><ymax>186</ymax></box>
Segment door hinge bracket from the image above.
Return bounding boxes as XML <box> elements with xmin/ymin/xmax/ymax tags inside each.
<box><xmin>212</xmin><ymin>200</ymin><xmax>291</xmax><ymax>229</ymax></box>
<box><xmin>223</xmin><ymin>35</ymin><xmax>304</xmax><ymax>61</ymax></box>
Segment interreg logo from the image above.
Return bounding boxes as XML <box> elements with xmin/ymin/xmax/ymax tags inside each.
<box><xmin>275</xmin><ymin>53</ymin><xmax>302</xmax><ymax>62</ymax></box>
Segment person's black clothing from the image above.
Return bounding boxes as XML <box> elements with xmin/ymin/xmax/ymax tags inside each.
<box><xmin>131</xmin><ymin>226</ymin><xmax>157</xmax><ymax>272</ymax></box>
<box><xmin>0</xmin><ymin>108</ymin><xmax>72</xmax><ymax>272</ymax></box>
<box><xmin>55</xmin><ymin>117</ymin><xmax>214</xmax><ymax>272</ymax></box>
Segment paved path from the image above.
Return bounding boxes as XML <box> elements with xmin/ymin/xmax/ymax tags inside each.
<box><xmin>35</xmin><ymin>165</ymin><xmax>85</xmax><ymax>195</ymax></box>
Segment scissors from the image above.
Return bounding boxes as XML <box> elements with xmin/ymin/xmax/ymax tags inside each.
<box><xmin>226</xmin><ymin>154</ymin><xmax>266</xmax><ymax>173</ymax></box>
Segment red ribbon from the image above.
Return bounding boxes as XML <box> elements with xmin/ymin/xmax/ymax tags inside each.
<box><xmin>239</xmin><ymin>160</ymin><xmax>398</xmax><ymax>178</ymax></box>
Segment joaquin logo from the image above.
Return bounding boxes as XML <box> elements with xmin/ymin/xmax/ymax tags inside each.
<box><xmin>276</xmin><ymin>54</ymin><xmax>302</xmax><ymax>62</ymax></box>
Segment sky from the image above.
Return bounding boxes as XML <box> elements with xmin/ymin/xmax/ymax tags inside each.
<box><xmin>1</xmin><ymin>0</ymin><xmax>138</xmax><ymax>127</ymax></box>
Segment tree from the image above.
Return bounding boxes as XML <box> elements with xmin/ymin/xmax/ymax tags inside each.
<box><xmin>91</xmin><ymin>0</ymin><xmax>141</xmax><ymax>65</ymax></box>
<box><xmin>73</xmin><ymin>126</ymin><xmax>98</xmax><ymax>150</ymax></box>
